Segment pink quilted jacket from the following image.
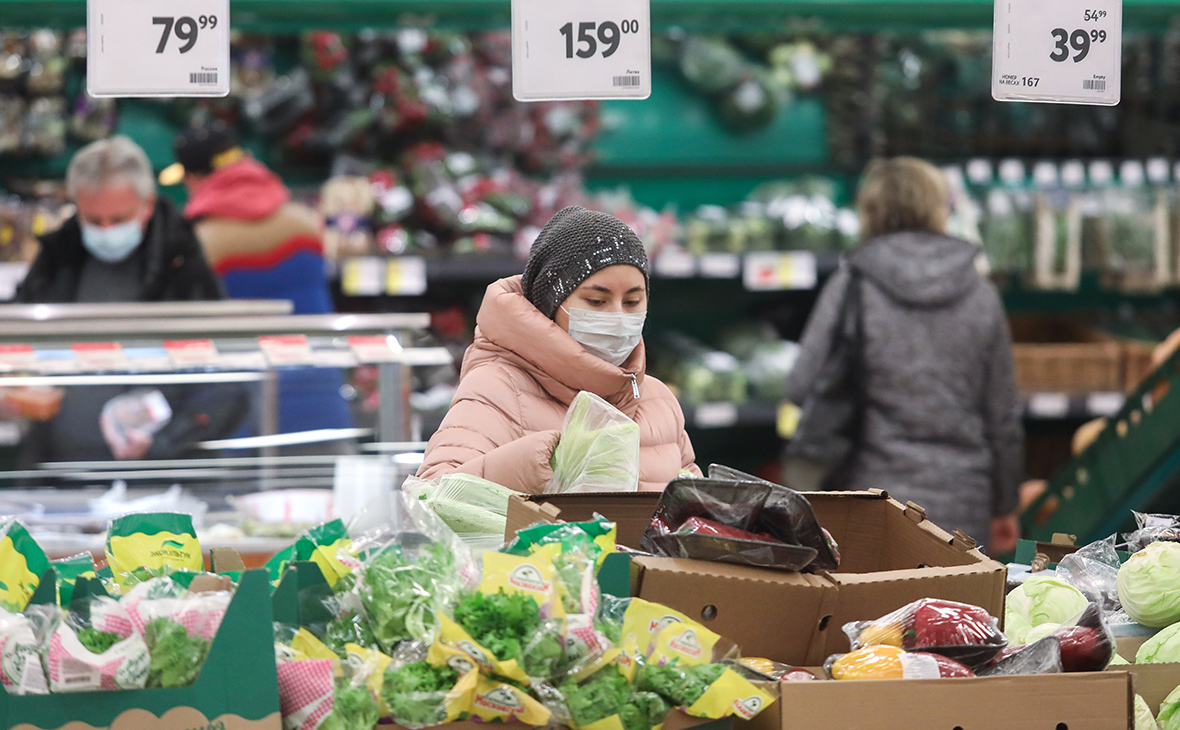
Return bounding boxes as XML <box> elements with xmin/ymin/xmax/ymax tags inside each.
<box><xmin>418</xmin><ymin>276</ymin><xmax>700</xmax><ymax>493</ymax></box>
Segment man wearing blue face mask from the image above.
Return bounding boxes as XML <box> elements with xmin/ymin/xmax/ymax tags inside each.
<box><xmin>19</xmin><ymin>136</ymin><xmax>222</xmax><ymax>303</ymax></box>
<box><xmin>15</xmin><ymin>136</ymin><xmax>245</xmax><ymax>465</ymax></box>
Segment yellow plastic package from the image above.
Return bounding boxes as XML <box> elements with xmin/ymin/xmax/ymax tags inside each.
<box><xmin>620</xmin><ymin>599</ymin><xmax>723</xmax><ymax>665</ymax></box>
<box><xmin>480</xmin><ymin>543</ymin><xmax>566</xmax><ymax>619</ymax></box>
<box><xmin>0</xmin><ymin>519</ymin><xmax>48</xmax><ymax>612</ymax></box>
<box><xmin>433</xmin><ymin>613</ymin><xmax>531</xmax><ymax>684</ymax></box>
<box><xmin>469</xmin><ymin>676</ymin><xmax>552</xmax><ymax>725</ymax></box>
<box><xmin>105</xmin><ymin>512</ymin><xmax>202</xmax><ymax>589</ymax></box>
<box><xmin>686</xmin><ymin>667</ymin><xmax>777</xmax><ymax>721</ymax></box>
<box><xmin>344</xmin><ymin>642</ymin><xmax>394</xmax><ymax>714</ymax></box>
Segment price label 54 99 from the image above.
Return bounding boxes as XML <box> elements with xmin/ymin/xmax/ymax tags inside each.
<box><xmin>992</xmin><ymin>0</ymin><xmax>1121</xmax><ymax>106</ymax></box>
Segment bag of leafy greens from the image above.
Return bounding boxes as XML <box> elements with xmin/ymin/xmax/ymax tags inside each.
<box><xmin>548</xmin><ymin>391</ymin><xmax>640</xmax><ymax>494</ymax></box>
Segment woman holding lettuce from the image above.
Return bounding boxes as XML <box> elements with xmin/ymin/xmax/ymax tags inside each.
<box><xmin>418</xmin><ymin>206</ymin><xmax>701</xmax><ymax>493</ymax></box>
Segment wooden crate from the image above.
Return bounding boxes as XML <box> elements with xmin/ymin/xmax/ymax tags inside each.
<box><xmin>1012</xmin><ymin>342</ymin><xmax>1124</xmax><ymax>393</ymax></box>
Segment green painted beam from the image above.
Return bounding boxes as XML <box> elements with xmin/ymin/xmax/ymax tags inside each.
<box><xmin>2</xmin><ymin>0</ymin><xmax>1179</xmax><ymax>32</ymax></box>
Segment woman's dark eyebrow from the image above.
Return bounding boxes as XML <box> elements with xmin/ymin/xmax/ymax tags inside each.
<box><xmin>584</xmin><ymin>285</ymin><xmax>613</xmax><ymax>294</ymax></box>
<box><xmin>627</xmin><ymin>286</ymin><xmax>645</xmax><ymax>295</ymax></box>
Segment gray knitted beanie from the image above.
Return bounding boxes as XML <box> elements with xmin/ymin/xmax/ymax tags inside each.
<box><xmin>521</xmin><ymin>206</ymin><xmax>650</xmax><ymax>319</ymax></box>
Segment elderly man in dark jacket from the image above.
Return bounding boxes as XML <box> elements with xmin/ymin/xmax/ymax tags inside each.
<box><xmin>786</xmin><ymin>157</ymin><xmax>1024</xmax><ymax>553</ymax></box>
<box><xmin>16</xmin><ymin>135</ymin><xmax>246</xmax><ymax>464</ymax></box>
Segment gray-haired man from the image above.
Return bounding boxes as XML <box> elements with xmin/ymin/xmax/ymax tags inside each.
<box><xmin>15</xmin><ymin>136</ymin><xmax>245</xmax><ymax>465</ymax></box>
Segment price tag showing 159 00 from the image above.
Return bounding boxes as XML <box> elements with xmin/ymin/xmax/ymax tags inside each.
<box><xmin>87</xmin><ymin>0</ymin><xmax>230</xmax><ymax>97</ymax></box>
<box><xmin>512</xmin><ymin>0</ymin><xmax>650</xmax><ymax>101</ymax></box>
<box><xmin>992</xmin><ymin>0</ymin><xmax>1121</xmax><ymax>105</ymax></box>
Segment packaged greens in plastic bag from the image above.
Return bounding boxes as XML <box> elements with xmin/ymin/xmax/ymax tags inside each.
<box><xmin>382</xmin><ymin>658</ymin><xmax>478</xmax><ymax>729</ymax></box>
<box><xmin>439</xmin><ymin>589</ymin><xmax>565</xmax><ymax>683</ymax></box>
<box><xmin>636</xmin><ymin>658</ymin><xmax>777</xmax><ymax>721</ymax></box>
<box><xmin>405</xmin><ymin>473</ymin><xmax>514</xmax><ymax>553</ymax></box>
<box><xmin>843</xmin><ymin>598</ymin><xmax>1006</xmax><ymax>670</ymax></box>
<box><xmin>51</xmin><ymin>553</ymin><xmax>96</xmax><ymax>607</ymax></box>
<box><xmin>105</xmin><ymin>512</ymin><xmax>202</xmax><ymax>590</ymax></box>
<box><xmin>548</xmin><ymin>391</ymin><xmax>640</xmax><ymax>494</ymax></box>
<box><xmin>341</xmin><ymin>491</ymin><xmax>477</xmax><ymax>653</ymax></box>
<box><xmin>469</xmin><ymin>675</ymin><xmax>552</xmax><ymax>724</ymax></box>
<box><xmin>0</xmin><ymin>608</ymin><xmax>47</xmax><ymax>694</ymax></box>
<box><xmin>264</xmin><ymin>519</ymin><xmax>357</xmax><ymax>590</ymax></box>
<box><xmin>40</xmin><ymin>590</ymin><xmax>150</xmax><ymax>692</ymax></box>
<box><xmin>0</xmin><ymin>519</ymin><xmax>49</xmax><ymax>612</ymax></box>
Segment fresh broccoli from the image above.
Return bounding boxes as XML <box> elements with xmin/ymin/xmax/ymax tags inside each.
<box><xmin>144</xmin><ymin>617</ymin><xmax>210</xmax><ymax>688</ymax></box>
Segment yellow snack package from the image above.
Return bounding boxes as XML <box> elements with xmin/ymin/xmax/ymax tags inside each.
<box><xmin>469</xmin><ymin>676</ymin><xmax>552</xmax><ymax>725</ymax></box>
<box><xmin>650</xmin><ymin>620</ymin><xmax>724</xmax><ymax>667</ymax></box>
<box><xmin>105</xmin><ymin>512</ymin><xmax>202</xmax><ymax>589</ymax></box>
<box><xmin>434</xmin><ymin>613</ymin><xmax>531</xmax><ymax>684</ymax></box>
<box><xmin>685</xmin><ymin>668</ymin><xmax>777</xmax><ymax>721</ymax></box>
<box><xmin>0</xmin><ymin>519</ymin><xmax>48</xmax><ymax>612</ymax></box>
<box><xmin>480</xmin><ymin>543</ymin><xmax>565</xmax><ymax>619</ymax></box>
<box><xmin>345</xmin><ymin>643</ymin><xmax>394</xmax><ymax>714</ymax></box>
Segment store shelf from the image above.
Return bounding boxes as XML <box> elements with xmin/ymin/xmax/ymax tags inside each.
<box><xmin>3</xmin><ymin>0</ymin><xmax>1178</xmax><ymax>32</ymax></box>
<box><xmin>681</xmin><ymin>400</ymin><xmax>779</xmax><ymax>431</ymax></box>
<box><xmin>1022</xmin><ymin>392</ymin><xmax>1126</xmax><ymax>421</ymax></box>
<box><xmin>336</xmin><ymin>252</ymin><xmax>840</xmax><ymax>297</ymax></box>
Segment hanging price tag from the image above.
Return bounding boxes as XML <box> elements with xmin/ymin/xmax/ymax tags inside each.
<box><xmin>992</xmin><ymin>0</ymin><xmax>1122</xmax><ymax>105</ymax></box>
<box><xmin>87</xmin><ymin>0</ymin><xmax>230</xmax><ymax>97</ymax></box>
<box><xmin>743</xmin><ymin>252</ymin><xmax>819</xmax><ymax>291</ymax></box>
<box><xmin>512</xmin><ymin>0</ymin><xmax>650</xmax><ymax>101</ymax></box>
<box><xmin>0</xmin><ymin>345</ymin><xmax>36</xmax><ymax>371</ymax></box>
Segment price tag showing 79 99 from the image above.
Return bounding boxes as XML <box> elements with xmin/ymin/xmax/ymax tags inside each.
<box><xmin>512</xmin><ymin>0</ymin><xmax>650</xmax><ymax>101</ymax></box>
<box><xmin>87</xmin><ymin>0</ymin><xmax>230</xmax><ymax>97</ymax></box>
<box><xmin>992</xmin><ymin>0</ymin><xmax>1121</xmax><ymax>105</ymax></box>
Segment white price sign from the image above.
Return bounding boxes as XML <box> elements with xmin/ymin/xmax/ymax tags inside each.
<box><xmin>512</xmin><ymin>0</ymin><xmax>650</xmax><ymax>101</ymax></box>
<box><xmin>992</xmin><ymin>0</ymin><xmax>1121</xmax><ymax>105</ymax></box>
<box><xmin>87</xmin><ymin>0</ymin><xmax>230</xmax><ymax>97</ymax></box>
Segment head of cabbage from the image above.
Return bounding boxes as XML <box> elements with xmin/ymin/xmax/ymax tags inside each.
<box><xmin>1005</xmin><ymin>576</ymin><xmax>1089</xmax><ymax>644</ymax></box>
<box><xmin>1137</xmin><ymin>622</ymin><xmax>1180</xmax><ymax>664</ymax></box>
<box><xmin>1137</xmin><ymin>694</ymin><xmax>1161</xmax><ymax>730</ymax></box>
<box><xmin>1156</xmin><ymin>685</ymin><xmax>1180</xmax><ymax>730</ymax></box>
<box><xmin>1118</xmin><ymin>542</ymin><xmax>1180</xmax><ymax>628</ymax></box>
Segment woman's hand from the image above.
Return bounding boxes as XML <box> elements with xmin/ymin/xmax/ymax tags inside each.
<box><xmin>990</xmin><ymin>512</ymin><xmax>1021</xmax><ymax>555</ymax></box>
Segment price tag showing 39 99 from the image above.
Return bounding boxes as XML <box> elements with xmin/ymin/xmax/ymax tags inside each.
<box><xmin>512</xmin><ymin>0</ymin><xmax>650</xmax><ymax>101</ymax></box>
<box><xmin>87</xmin><ymin>0</ymin><xmax>229</xmax><ymax>97</ymax></box>
<box><xmin>992</xmin><ymin>0</ymin><xmax>1121</xmax><ymax>105</ymax></box>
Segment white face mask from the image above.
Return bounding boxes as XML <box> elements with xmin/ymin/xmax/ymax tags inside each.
<box><xmin>563</xmin><ymin>306</ymin><xmax>646</xmax><ymax>367</ymax></box>
<box><xmin>80</xmin><ymin>219</ymin><xmax>144</xmax><ymax>263</ymax></box>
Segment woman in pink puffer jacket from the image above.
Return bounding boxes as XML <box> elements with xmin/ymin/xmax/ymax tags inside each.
<box><xmin>418</xmin><ymin>206</ymin><xmax>700</xmax><ymax>493</ymax></box>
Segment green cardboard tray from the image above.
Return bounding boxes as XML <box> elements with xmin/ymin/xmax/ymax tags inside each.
<box><xmin>4</xmin><ymin>569</ymin><xmax>280</xmax><ymax>730</ymax></box>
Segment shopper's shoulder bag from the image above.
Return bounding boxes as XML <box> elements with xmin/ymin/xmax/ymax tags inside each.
<box><xmin>783</xmin><ymin>268</ymin><xmax>865</xmax><ymax>491</ymax></box>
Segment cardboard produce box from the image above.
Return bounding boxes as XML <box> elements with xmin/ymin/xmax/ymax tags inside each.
<box><xmin>5</xmin><ymin>567</ymin><xmax>280</xmax><ymax>730</ymax></box>
<box><xmin>741</xmin><ymin>672</ymin><xmax>1133</xmax><ymax>730</ymax></box>
<box><xmin>507</xmin><ymin>490</ymin><xmax>1006</xmax><ymax>667</ymax></box>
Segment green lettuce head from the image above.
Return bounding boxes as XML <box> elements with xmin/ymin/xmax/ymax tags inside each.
<box><xmin>1137</xmin><ymin>623</ymin><xmax>1180</xmax><ymax>664</ymax></box>
<box><xmin>1156</xmin><ymin>685</ymin><xmax>1180</xmax><ymax>730</ymax></box>
<box><xmin>1136</xmin><ymin>694</ymin><xmax>1160</xmax><ymax>730</ymax></box>
<box><xmin>1119</xmin><ymin>542</ymin><xmax>1180</xmax><ymax>628</ymax></box>
<box><xmin>1004</xmin><ymin>577</ymin><xmax>1088</xmax><ymax>644</ymax></box>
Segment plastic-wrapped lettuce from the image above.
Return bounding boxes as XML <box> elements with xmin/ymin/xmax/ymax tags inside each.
<box><xmin>548</xmin><ymin>392</ymin><xmax>640</xmax><ymax>494</ymax></box>
<box><xmin>1157</xmin><ymin>685</ymin><xmax>1180</xmax><ymax>730</ymax></box>
<box><xmin>407</xmin><ymin>474</ymin><xmax>514</xmax><ymax>551</ymax></box>
<box><xmin>1118</xmin><ymin>542</ymin><xmax>1180</xmax><ymax>628</ymax></box>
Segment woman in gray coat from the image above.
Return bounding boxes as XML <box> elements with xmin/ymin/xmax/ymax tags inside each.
<box><xmin>785</xmin><ymin>157</ymin><xmax>1023</xmax><ymax>553</ymax></box>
